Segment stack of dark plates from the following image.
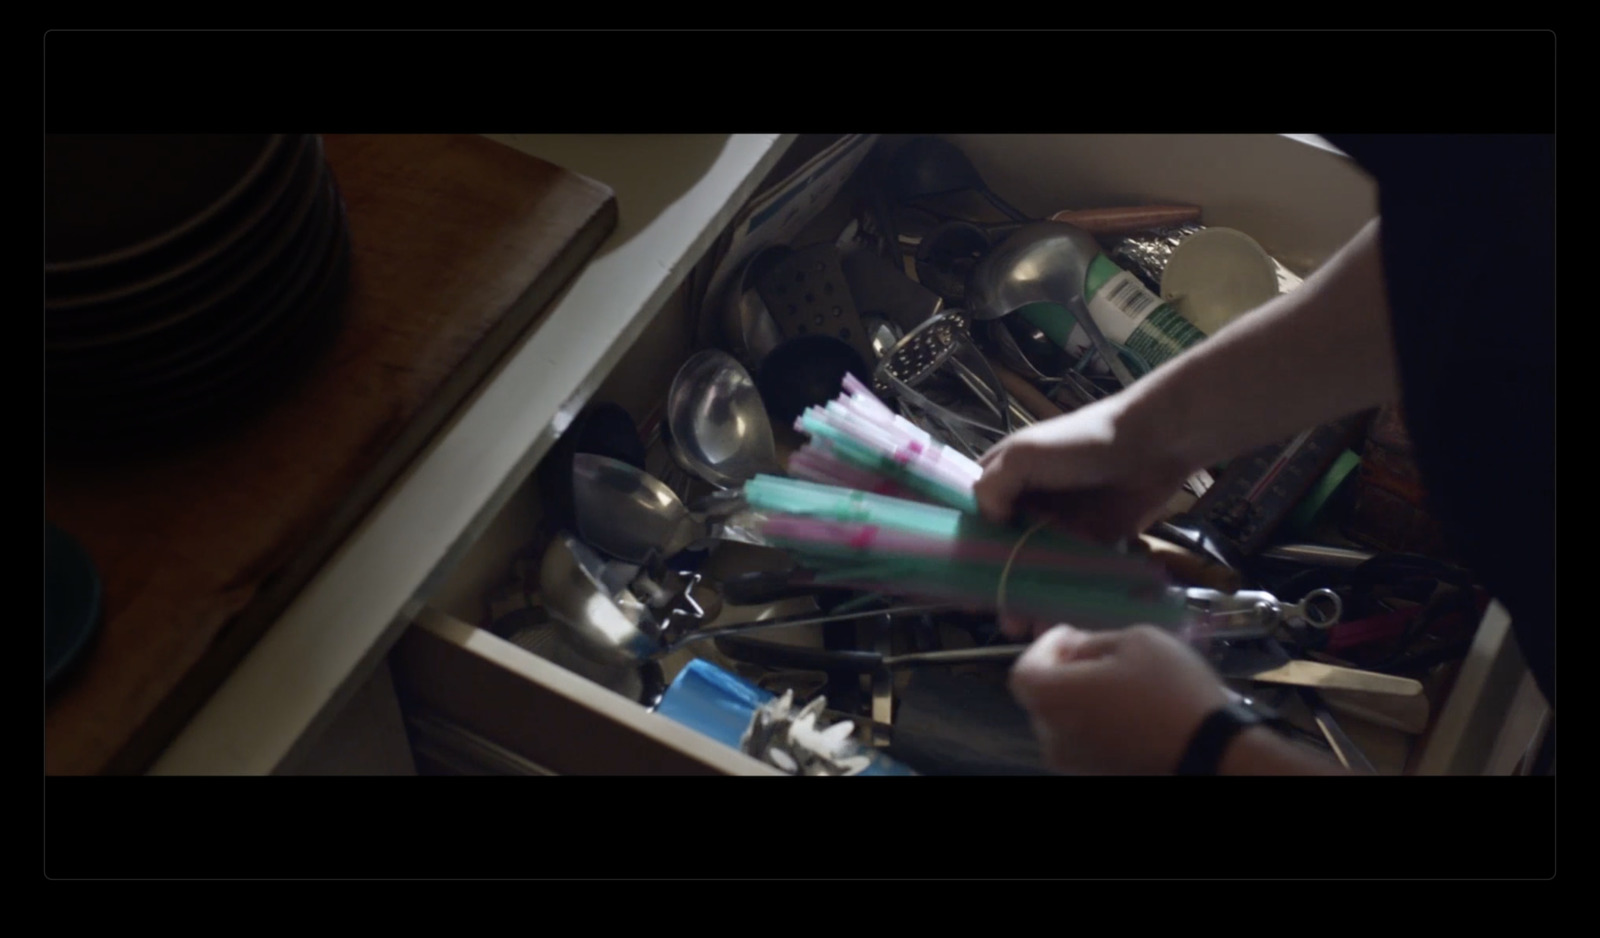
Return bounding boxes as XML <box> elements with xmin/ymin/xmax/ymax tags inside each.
<box><xmin>45</xmin><ymin>134</ymin><xmax>352</xmax><ymax>451</ymax></box>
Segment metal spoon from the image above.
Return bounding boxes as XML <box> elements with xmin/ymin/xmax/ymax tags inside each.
<box><xmin>540</xmin><ymin>533</ymin><xmax>663</xmax><ymax>663</ymax></box>
<box><xmin>666</xmin><ymin>350</ymin><xmax>784</xmax><ymax>489</ymax></box>
<box><xmin>862</xmin><ymin>314</ymin><xmax>904</xmax><ymax>361</ymax></box>
<box><xmin>720</xmin><ymin>247</ymin><xmax>788</xmax><ymax>368</ymax></box>
<box><xmin>572</xmin><ymin>454</ymin><xmax>714</xmax><ymax>565</ymax></box>
<box><xmin>986</xmin><ymin>318</ymin><xmax>1102</xmax><ymax>410</ymax></box>
<box><xmin>542</xmin><ymin>534</ymin><xmax>955</xmax><ymax>668</ymax></box>
<box><xmin>989</xmin><ymin>316</ymin><xmax>1068</xmax><ymax>382</ymax></box>
<box><xmin>572</xmin><ymin>454</ymin><xmax>770</xmax><ymax>564</ymax></box>
<box><xmin>969</xmin><ymin>222</ymin><xmax>1139</xmax><ymax>389</ymax></box>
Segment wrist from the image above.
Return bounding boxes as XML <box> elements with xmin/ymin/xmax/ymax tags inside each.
<box><xmin>1215</xmin><ymin>725</ymin><xmax>1282</xmax><ymax>776</ymax></box>
<box><xmin>1113</xmin><ymin>383</ymin><xmax>1203</xmax><ymax>484</ymax></box>
<box><xmin>1174</xmin><ymin>700</ymin><xmax>1264</xmax><ymax>775</ymax></box>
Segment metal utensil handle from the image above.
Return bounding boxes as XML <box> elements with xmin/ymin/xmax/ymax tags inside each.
<box><xmin>1283</xmin><ymin>588</ymin><xmax>1343</xmax><ymax>629</ymax></box>
<box><xmin>949</xmin><ymin>358</ymin><xmax>1006</xmax><ymax>421</ymax></box>
<box><xmin>884</xmin><ymin>646</ymin><xmax>1026</xmax><ymax>667</ymax></box>
<box><xmin>1181</xmin><ymin>586</ymin><xmax>1343</xmax><ymax>640</ymax></box>
<box><xmin>947</xmin><ymin>346</ymin><xmax>1029</xmax><ymax>432</ymax></box>
<box><xmin>952</xmin><ymin>317</ymin><xmax>1022</xmax><ymax>432</ymax></box>
<box><xmin>1260</xmin><ymin>544</ymin><xmax>1377</xmax><ymax>568</ymax></box>
<box><xmin>988</xmin><ymin>318</ymin><xmax>1066</xmax><ymax>387</ymax></box>
<box><xmin>949</xmin><ymin>358</ymin><xmax>1032</xmax><ymax>430</ymax></box>
<box><xmin>980</xmin><ymin>187</ymin><xmax>1031</xmax><ymax>224</ymax></box>
<box><xmin>1067</xmin><ymin>295</ymin><xmax>1138</xmax><ymax>389</ymax></box>
<box><xmin>882</xmin><ymin>369</ymin><xmax>1008</xmax><ymax>438</ymax></box>
<box><xmin>717</xmin><ymin>634</ymin><xmax>1026</xmax><ymax>673</ymax></box>
<box><xmin>897</xmin><ymin>402</ymin><xmax>981</xmax><ymax>460</ymax></box>
<box><xmin>922</xmin><ymin>407</ymin><xmax>986</xmax><ymax>460</ymax></box>
<box><xmin>687</xmin><ymin>489</ymin><xmax>749</xmax><ymax>517</ymax></box>
<box><xmin>669</xmin><ymin>603</ymin><xmax>958</xmax><ymax>650</ymax></box>
<box><xmin>1300</xmin><ymin>688</ymin><xmax>1378</xmax><ymax>774</ymax></box>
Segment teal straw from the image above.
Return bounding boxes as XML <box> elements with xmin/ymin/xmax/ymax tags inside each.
<box><xmin>798</xmin><ymin>413</ymin><xmax>980</xmax><ymax>513</ymax></box>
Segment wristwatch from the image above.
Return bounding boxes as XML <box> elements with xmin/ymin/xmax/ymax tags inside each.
<box><xmin>1175</xmin><ymin>701</ymin><xmax>1265</xmax><ymax>775</ymax></box>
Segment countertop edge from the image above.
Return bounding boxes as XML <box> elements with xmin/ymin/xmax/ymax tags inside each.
<box><xmin>148</xmin><ymin>134</ymin><xmax>796</xmax><ymax>776</ymax></box>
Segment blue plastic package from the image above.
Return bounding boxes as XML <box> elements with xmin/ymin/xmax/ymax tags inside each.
<box><xmin>654</xmin><ymin>659</ymin><xmax>916</xmax><ymax>776</ymax></box>
<box><xmin>654</xmin><ymin>658</ymin><xmax>776</xmax><ymax>750</ymax></box>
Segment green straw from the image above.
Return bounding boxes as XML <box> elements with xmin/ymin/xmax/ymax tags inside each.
<box><xmin>798</xmin><ymin>413</ymin><xmax>980</xmax><ymax>513</ymax></box>
<box><xmin>747</xmin><ymin>475</ymin><xmax>1152</xmax><ymax>568</ymax></box>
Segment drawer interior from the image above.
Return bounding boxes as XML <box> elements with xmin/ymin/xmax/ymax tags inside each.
<box><xmin>386</xmin><ymin>134</ymin><xmax>1538</xmax><ymax>777</ymax></box>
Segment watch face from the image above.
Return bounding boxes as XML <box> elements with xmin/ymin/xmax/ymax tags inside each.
<box><xmin>1224</xmin><ymin>699</ymin><xmax>1267</xmax><ymax>726</ymax></box>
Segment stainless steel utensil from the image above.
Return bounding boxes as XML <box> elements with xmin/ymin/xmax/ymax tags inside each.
<box><xmin>1260</xmin><ymin>544</ymin><xmax>1378</xmax><ymax>569</ymax></box>
<box><xmin>720</xmin><ymin>246</ymin><xmax>788</xmax><ymax>368</ymax></box>
<box><xmin>1298</xmin><ymin>686</ymin><xmax>1379</xmax><ymax>773</ymax></box>
<box><xmin>572</xmin><ymin>454</ymin><xmax>715</xmax><ymax>565</ymax></box>
<box><xmin>715</xmin><ymin>633</ymin><xmax>1027</xmax><ymax>673</ymax></box>
<box><xmin>501</xmin><ymin>608</ymin><xmax>661</xmax><ymax>706</ymax></box>
<box><xmin>859</xmin><ymin>313</ymin><xmax>992</xmax><ymax>456</ymax></box>
<box><xmin>991</xmin><ymin>315</ymin><xmax>1069</xmax><ymax>381</ymax></box>
<box><xmin>970</xmin><ymin>222</ymin><xmax>1139</xmax><ymax>389</ymax></box>
<box><xmin>666</xmin><ymin>350</ymin><xmax>784</xmax><ymax>488</ymax></box>
<box><xmin>988</xmin><ymin>315</ymin><xmax>1121</xmax><ymax>419</ymax></box>
<box><xmin>539</xmin><ymin>533</ymin><xmax>662</xmax><ymax>663</ymax></box>
<box><xmin>572</xmin><ymin>455</ymin><xmax>766</xmax><ymax>566</ymax></box>
<box><xmin>540</xmin><ymin>533</ymin><xmax>956</xmax><ymax>668</ymax></box>
<box><xmin>948</xmin><ymin>355</ymin><xmax>1035</xmax><ymax>429</ymax></box>
<box><xmin>863</xmin><ymin>314</ymin><xmax>904</xmax><ymax>361</ymax></box>
<box><xmin>839</xmin><ymin>247</ymin><xmax>944</xmax><ymax>334</ymax></box>
<box><xmin>872</xmin><ymin>309</ymin><xmax>1016</xmax><ymax>437</ymax></box>
<box><xmin>753</xmin><ymin>243</ymin><xmax>879</xmax><ymax>368</ymax></box>
<box><xmin>1184</xmin><ymin>586</ymin><xmax>1344</xmax><ymax>641</ymax></box>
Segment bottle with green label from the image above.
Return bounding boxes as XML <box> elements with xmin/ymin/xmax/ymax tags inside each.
<box><xmin>1018</xmin><ymin>253</ymin><xmax>1208</xmax><ymax>375</ymax></box>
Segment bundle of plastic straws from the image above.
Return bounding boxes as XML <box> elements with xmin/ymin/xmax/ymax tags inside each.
<box><xmin>786</xmin><ymin>374</ymin><xmax>981</xmax><ymax>513</ymax></box>
<box><xmin>747</xmin><ymin>376</ymin><xmax>1185</xmax><ymax>630</ymax></box>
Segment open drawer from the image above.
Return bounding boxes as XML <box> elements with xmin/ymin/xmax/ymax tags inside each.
<box><xmin>380</xmin><ymin>135</ymin><xmax>1551</xmax><ymax>776</ymax></box>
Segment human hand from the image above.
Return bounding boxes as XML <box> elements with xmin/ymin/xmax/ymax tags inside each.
<box><xmin>975</xmin><ymin>396</ymin><xmax>1194</xmax><ymax>638</ymax></box>
<box><xmin>1008</xmin><ymin>623</ymin><xmax>1231</xmax><ymax>775</ymax></box>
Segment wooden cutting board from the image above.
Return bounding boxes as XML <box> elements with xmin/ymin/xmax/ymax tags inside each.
<box><xmin>45</xmin><ymin>135</ymin><xmax>617</xmax><ymax>775</ymax></box>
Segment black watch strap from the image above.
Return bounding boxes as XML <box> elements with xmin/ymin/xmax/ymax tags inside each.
<box><xmin>1175</xmin><ymin>701</ymin><xmax>1264</xmax><ymax>775</ymax></box>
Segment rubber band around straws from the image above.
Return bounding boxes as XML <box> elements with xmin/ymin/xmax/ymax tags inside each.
<box><xmin>996</xmin><ymin>518</ymin><xmax>1052</xmax><ymax>620</ymax></box>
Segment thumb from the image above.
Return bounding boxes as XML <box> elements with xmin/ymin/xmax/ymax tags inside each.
<box><xmin>973</xmin><ymin>447</ymin><xmax>1036</xmax><ymax>525</ymax></box>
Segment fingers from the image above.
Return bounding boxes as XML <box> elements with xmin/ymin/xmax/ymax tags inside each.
<box><xmin>1008</xmin><ymin>624</ymin><xmax>1121</xmax><ymax>709</ymax></box>
<box><xmin>1033</xmin><ymin>623</ymin><xmax>1121</xmax><ymax>665</ymax></box>
<box><xmin>976</xmin><ymin>434</ymin><xmax>1136</xmax><ymax>533</ymax></box>
<box><xmin>974</xmin><ymin>443</ymin><xmax>1036</xmax><ymax>524</ymax></box>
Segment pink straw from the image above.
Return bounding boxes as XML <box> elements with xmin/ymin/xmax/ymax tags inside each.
<box><xmin>760</xmin><ymin>516</ymin><xmax>1167</xmax><ymax>580</ymax></box>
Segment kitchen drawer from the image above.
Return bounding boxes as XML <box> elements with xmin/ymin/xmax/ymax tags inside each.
<box><xmin>148</xmin><ymin>134</ymin><xmax>797</xmax><ymax>776</ymax></box>
<box><xmin>391</xmin><ymin>607</ymin><xmax>778</xmax><ymax>775</ymax></box>
<box><xmin>386</xmin><ymin>281</ymin><xmax>787</xmax><ymax>775</ymax></box>
<box><xmin>217</xmin><ymin>134</ymin><xmax>1554</xmax><ymax>776</ymax></box>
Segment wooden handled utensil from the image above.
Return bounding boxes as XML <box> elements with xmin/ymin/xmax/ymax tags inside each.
<box><xmin>1049</xmin><ymin>205</ymin><xmax>1203</xmax><ymax>235</ymax></box>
